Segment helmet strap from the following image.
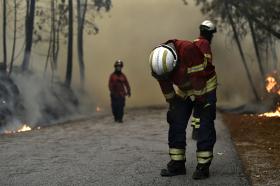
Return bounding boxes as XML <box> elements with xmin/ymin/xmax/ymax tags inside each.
<box><xmin>151</xmin><ymin>71</ymin><xmax>170</xmax><ymax>81</ymax></box>
<box><xmin>159</xmin><ymin>44</ymin><xmax>178</xmax><ymax>62</ymax></box>
<box><xmin>200</xmin><ymin>31</ymin><xmax>213</xmax><ymax>44</ymax></box>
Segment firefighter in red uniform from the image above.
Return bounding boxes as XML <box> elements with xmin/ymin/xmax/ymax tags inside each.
<box><xmin>149</xmin><ymin>38</ymin><xmax>217</xmax><ymax>179</ymax></box>
<box><xmin>109</xmin><ymin>60</ymin><xmax>131</xmax><ymax>123</ymax></box>
<box><xmin>191</xmin><ymin>20</ymin><xmax>217</xmax><ymax>140</ymax></box>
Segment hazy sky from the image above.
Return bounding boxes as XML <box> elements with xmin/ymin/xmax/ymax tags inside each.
<box><xmin>0</xmin><ymin>0</ymin><xmax>259</xmax><ymax>109</ymax></box>
<box><xmin>81</xmin><ymin>0</ymin><xmax>253</xmax><ymax>108</ymax></box>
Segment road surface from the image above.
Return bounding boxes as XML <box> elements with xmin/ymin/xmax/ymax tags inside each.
<box><xmin>0</xmin><ymin>107</ymin><xmax>249</xmax><ymax>185</ymax></box>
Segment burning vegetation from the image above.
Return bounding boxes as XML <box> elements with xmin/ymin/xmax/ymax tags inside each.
<box><xmin>264</xmin><ymin>72</ymin><xmax>280</xmax><ymax>95</ymax></box>
<box><xmin>221</xmin><ymin>73</ymin><xmax>280</xmax><ymax>184</ymax></box>
<box><xmin>4</xmin><ymin>124</ymin><xmax>32</xmax><ymax>134</ymax></box>
<box><xmin>0</xmin><ymin>70</ymin><xmax>82</xmax><ymax>135</ymax></box>
<box><xmin>259</xmin><ymin>73</ymin><xmax>280</xmax><ymax>117</ymax></box>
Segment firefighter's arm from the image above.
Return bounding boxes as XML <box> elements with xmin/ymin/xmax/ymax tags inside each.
<box><xmin>108</xmin><ymin>75</ymin><xmax>114</xmax><ymax>93</ymax></box>
<box><xmin>158</xmin><ymin>80</ymin><xmax>176</xmax><ymax>102</ymax></box>
<box><xmin>123</xmin><ymin>75</ymin><xmax>131</xmax><ymax>97</ymax></box>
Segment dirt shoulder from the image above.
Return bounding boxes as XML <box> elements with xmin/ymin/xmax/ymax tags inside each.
<box><xmin>222</xmin><ymin>113</ymin><xmax>280</xmax><ymax>186</ymax></box>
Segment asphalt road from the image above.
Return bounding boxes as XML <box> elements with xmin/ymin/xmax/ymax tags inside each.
<box><xmin>0</xmin><ymin>107</ymin><xmax>249</xmax><ymax>186</ymax></box>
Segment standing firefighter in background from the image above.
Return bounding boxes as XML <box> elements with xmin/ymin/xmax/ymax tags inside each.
<box><xmin>109</xmin><ymin>60</ymin><xmax>131</xmax><ymax>123</ymax></box>
<box><xmin>191</xmin><ymin>20</ymin><xmax>217</xmax><ymax>140</ymax></box>
<box><xmin>149</xmin><ymin>39</ymin><xmax>217</xmax><ymax>179</ymax></box>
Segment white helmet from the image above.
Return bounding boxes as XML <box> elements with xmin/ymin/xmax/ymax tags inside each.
<box><xmin>149</xmin><ymin>45</ymin><xmax>178</xmax><ymax>77</ymax></box>
<box><xmin>200</xmin><ymin>20</ymin><xmax>217</xmax><ymax>33</ymax></box>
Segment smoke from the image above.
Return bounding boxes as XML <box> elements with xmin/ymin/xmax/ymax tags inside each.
<box><xmin>0</xmin><ymin>0</ymin><xmax>274</xmax><ymax>129</ymax></box>
<box><xmin>0</xmin><ymin>68</ymin><xmax>95</xmax><ymax>133</ymax></box>
<box><xmin>13</xmin><ymin>73</ymin><xmax>43</xmax><ymax>123</ymax></box>
<box><xmin>82</xmin><ymin>0</ymin><xmax>259</xmax><ymax>108</ymax></box>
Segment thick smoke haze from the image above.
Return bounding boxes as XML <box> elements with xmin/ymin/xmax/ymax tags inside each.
<box><xmin>82</xmin><ymin>0</ymin><xmax>255</xmax><ymax>108</ymax></box>
<box><xmin>0</xmin><ymin>0</ymin><xmax>268</xmax><ymax>114</ymax></box>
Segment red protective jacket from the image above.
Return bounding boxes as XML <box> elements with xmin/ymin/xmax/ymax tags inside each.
<box><xmin>157</xmin><ymin>39</ymin><xmax>217</xmax><ymax>102</ymax></box>
<box><xmin>109</xmin><ymin>72</ymin><xmax>131</xmax><ymax>97</ymax></box>
<box><xmin>193</xmin><ymin>36</ymin><xmax>213</xmax><ymax>64</ymax></box>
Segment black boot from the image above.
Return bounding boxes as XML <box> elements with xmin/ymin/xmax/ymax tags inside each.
<box><xmin>192</xmin><ymin>164</ymin><xmax>210</xmax><ymax>180</ymax></box>
<box><xmin>191</xmin><ymin>127</ymin><xmax>198</xmax><ymax>140</ymax></box>
<box><xmin>160</xmin><ymin>160</ymin><xmax>186</xmax><ymax>177</ymax></box>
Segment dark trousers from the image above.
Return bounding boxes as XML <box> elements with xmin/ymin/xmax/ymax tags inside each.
<box><xmin>167</xmin><ymin>91</ymin><xmax>216</xmax><ymax>152</ymax></box>
<box><xmin>111</xmin><ymin>95</ymin><xmax>125</xmax><ymax>121</ymax></box>
<box><xmin>192</xmin><ymin>102</ymin><xmax>201</xmax><ymax>119</ymax></box>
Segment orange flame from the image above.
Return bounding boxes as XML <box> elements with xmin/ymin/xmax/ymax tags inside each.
<box><xmin>260</xmin><ymin>74</ymin><xmax>280</xmax><ymax>117</ymax></box>
<box><xmin>96</xmin><ymin>106</ymin><xmax>101</xmax><ymax>112</ymax></box>
<box><xmin>266</xmin><ymin>76</ymin><xmax>277</xmax><ymax>93</ymax></box>
<box><xmin>259</xmin><ymin>107</ymin><xmax>280</xmax><ymax>117</ymax></box>
<box><xmin>4</xmin><ymin>124</ymin><xmax>32</xmax><ymax>134</ymax></box>
<box><xmin>264</xmin><ymin>74</ymin><xmax>280</xmax><ymax>95</ymax></box>
<box><xmin>17</xmin><ymin>124</ymin><xmax>32</xmax><ymax>132</ymax></box>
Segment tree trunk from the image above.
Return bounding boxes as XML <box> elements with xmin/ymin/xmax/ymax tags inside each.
<box><xmin>265</xmin><ymin>41</ymin><xmax>269</xmax><ymax>72</ymax></box>
<box><xmin>65</xmin><ymin>0</ymin><xmax>73</xmax><ymax>87</ymax></box>
<box><xmin>230</xmin><ymin>1</ymin><xmax>280</xmax><ymax>40</ymax></box>
<box><xmin>55</xmin><ymin>22</ymin><xmax>60</xmax><ymax>70</ymax></box>
<box><xmin>9</xmin><ymin>0</ymin><xmax>18</xmax><ymax>75</ymax></box>
<box><xmin>271</xmin><ymin>40</ymin><xmax>278</xmax><ymax>71</ymax></box>
<box><xmin>51</xmin><ymin>0</ymin><xmax>57</xmax><ymax>71</ymax></box>
<box><xmin>248</xmin><ymin>18</ymin><xmax>265</xmax><ymax>78</ymax></box>
<box><xmin>226</xmin><ymin>1</ymin><xmax>260</xmax><ymax>101</ymax></box>
<box><xmin>21</xmin><ymin>0</ymin><xmax>36</xmax><ymax>72</ymax></box>
<box><xmin>3</xmin><ymin>0</ymin><xmax>7</xmax><ymax>70</ymax></box>
<box><xmin>77</xmin><ymin>0</ymin><xmax>88</xmax><ymax>90</ymax></box>
<box><xmin>44</xmin><ymin>28</ymin><xmax>53</xmax><ymax>75</ymax></box>
<box><xmin>53</xmin><ymin>2</ymin><xmax>60</xmax><ymax>82</ymax></box>
<box><xmin>53</xmin><ymin>0</ymin><xmax>60</xmax><ymax>76</ymax></box>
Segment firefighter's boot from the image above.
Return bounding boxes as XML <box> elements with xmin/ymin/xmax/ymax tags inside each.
<box><xmin>160</xmin><ymin>148</ymin><xmax>186</xmax><ymax>176</ymax></box>
<box><xmin>192</xmin><ymin>163</ymin><xmax>210</xmax><ymax>179</ymax></box>
<box><xmin>160</xmin><ymin>160</ymin><xmax>186</xmax><ymax>177</ymax></box>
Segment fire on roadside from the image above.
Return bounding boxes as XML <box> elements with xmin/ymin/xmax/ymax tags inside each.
<box><xmin>4</xmin><ymin>124</ymin><xmax>32</xmax><ymax>134</ymax></box>
<box><xmin>265</xmin><ymin>75</ymin><xmax>280</xmax><ymax>94</ymax></box>
<box><xmin>259</xmin><ymin>73</ymin><xmax>280</xmax><ymax>117</ymax></box>
<box><xmin>259</xmin><ymin>107</ymin><xmax>280</xmax><ymax>117</ymax></box>
<box><xmin>96</xmin><ymin>106</ymin><xmax>102</xmax><ymax>112</ymax></box>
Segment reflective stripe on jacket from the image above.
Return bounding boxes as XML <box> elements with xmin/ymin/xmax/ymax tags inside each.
<box><xmin>157</xmin><ymin>39</ymin><xmax>217</xmax><ymax>101</ymax></box>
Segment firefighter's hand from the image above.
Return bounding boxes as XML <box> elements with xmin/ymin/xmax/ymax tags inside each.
<box><xmin>127</xmin><ymin>92</ymin><xmax>131</xmax><ymax>97</ymax></box>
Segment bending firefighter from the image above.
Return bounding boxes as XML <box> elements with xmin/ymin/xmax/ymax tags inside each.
<box><xmin>109</xmin><ymin>60</ymin><xmax>131</xmax><ymax>123</ymax></box>
<box><xmin>191</xmin><ymin>20</ymin><xmax>217</xmax><ymax>140</ymax></box>
<box><xmin>149</xmin><ymin>38</ymin><xmax>217</xmax><ymax>179</ymax></box>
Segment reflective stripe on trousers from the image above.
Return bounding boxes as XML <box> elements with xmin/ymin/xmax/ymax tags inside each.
<box><xmin>191</xmin><ymin>117</ymin><xmax>200</xmax><ymax>128</ymax></box>
<box><xmin>197</xmin><ymin>151</ymin><xmax>213</xmax><ymax>164</ymax></box>
<box><xmin>169</xmin><ymin>148</ymin><xmax>186</xmax><ymax>161</ymax></box>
